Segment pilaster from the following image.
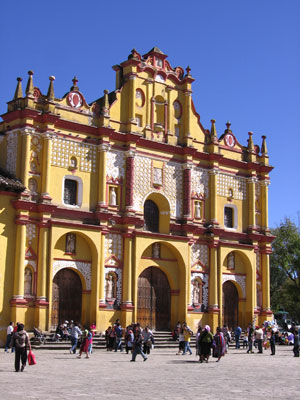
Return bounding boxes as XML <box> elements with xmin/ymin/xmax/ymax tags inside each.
<box><xmin>40</xmin><ymin>132</ymin><xmax>53</xmax><ymax>202</ymax></box>
<box><xmin>247</xmin><ymin>176</ymin><xmax>256</xmax><ymax>231</ymax></box>
<box><xmin>128</xmin><ymin>74</ymin><xmax>137</xmax><ymax>132</ymax></box>
<box><xmin>260</xmin><ymin>180</ymin><xmax>269</xmax><ymax>232</ymax></box>
<box><xmin>97</xmin><ymin>143</ymin><xmax>110</xmax><ymax>211</ymax></box>
<box><xmin>183</xmin><ymin>162</ymin><xmax>192</xmax><ymax>219</ymax></box>
<box><xmin>125</xmin><ymin>150</ymin><xmax>135</xmax><ymax>214</ymax></box>
<box><xmin>208</xmin><ymin>168</ymin><xmax>219</xmax><ymax>225</ymax></box>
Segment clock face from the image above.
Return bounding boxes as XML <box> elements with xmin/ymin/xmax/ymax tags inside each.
<box><xmin>225</xmin><ymin>133</ymin><xmax>235</xmax><ymax>147</ymax></box>
<box><xmin>68</xmin><ymin>92</ymin><xmax>83</xmax><ymax>108</ymax></box>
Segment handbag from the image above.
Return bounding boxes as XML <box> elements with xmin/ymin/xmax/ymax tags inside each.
<box><xmin>28</xmin><ymin>350</ymin><xmax>37</xmax><ymax>365</ymax></box>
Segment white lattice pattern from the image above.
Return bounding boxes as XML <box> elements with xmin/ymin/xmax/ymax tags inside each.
<box><xmin>106</xmin><ymin>150</ymin><xmax>125</xmax><ymax>179</ymax></box>
<box><xmin>51</xmin><ymin>137</ymin><xmax>97</xmax><ymax>172</ymax></box>
<box><xmin>133</xmin><ymin>156</ymin><xmax>183</xmax><ymax>218</ymax></box>
<box><xmin>217</xmin><ymin>173</ymin><xmax>246</xmax><ymax>200</ymax></box>
<box><xmin>6</xmin><ymin>132</ymin><xmax>18</xmax><ymax>174</ymax></box>
<box><xmin>222</xmin><ymin>274</ymin><xmax>246</xmax><ymax>298</ymax></box>
<box><xmin>104</xmin><ymin>234</ymin><xmax>123</xmax><ymax>261</ymax></box>
<box><xmin>191</xmin><ymin>168</ymin><xmax>209</xmax><ymax>197</ymax></box>
<box><xmin>191</xmin><ymin>272</ymin><xmax>208</xmax><ymax>308</ymax></box>
<box><xmin>191</xmin><ymin>243</ymin><xmax>209</xmax><ymax>268</ymax></box>
<box><xmin>53</xmin><ymin>260</ymin><xmax>91</xmax><ymax>290</ymax></box>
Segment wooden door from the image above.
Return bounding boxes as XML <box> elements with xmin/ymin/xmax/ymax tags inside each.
<box><xmin>137</xmin><ymin>267</ymin><xmax>170</xmax><ymax>330</ymax></box>
<box><xmin>223</xmin><ymin>281</ymin><xmax>239</xmax><ymax>330</ymax></box>
<box><xmin>51</xmin><ymin>268</ymin><xmax>82</xmax><ymax>327</ymax></box>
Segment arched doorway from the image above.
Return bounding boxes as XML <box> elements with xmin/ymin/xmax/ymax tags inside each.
<box><xmin>51</xmin><ymin>268</ymin><xmax>82</xmax><ymax>327</ymax></box>
<box><xmin>137</xmin><ymin>267</ymin><xmax>170</xmax><ymax>330</ymax></box>
<box><xmin>223</xmin><ymin>281</ymin><xmax>239</xmax><ymax>329</ymax></box>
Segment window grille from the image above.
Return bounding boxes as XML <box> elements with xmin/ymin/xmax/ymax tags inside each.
<box><xmin>64</xmin><ymin>179</ymin><xmax>77</xmax><ymax>205</ymax></box>
<box><xmin>144</xmin><ymin>200</ymin><xmax>159</xmax><ymax>232</ymax></box>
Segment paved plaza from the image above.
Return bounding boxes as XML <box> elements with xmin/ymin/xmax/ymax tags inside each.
<box><xmin>0</xmin><ymin>345</ymin><xmax>299</xmax><ymax>399</ymax></box>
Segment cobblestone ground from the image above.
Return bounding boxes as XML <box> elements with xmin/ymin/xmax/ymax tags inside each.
<box><xmin>0</xmin><ymin>345</ymin><xmax>299</xmax><ymax>399</ymax></box>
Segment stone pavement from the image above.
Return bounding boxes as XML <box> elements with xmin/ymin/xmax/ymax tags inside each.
<box><xmin>0</xmin><ymin>345</ymin><xmax>299</xmax><ymax>399</ymax></box>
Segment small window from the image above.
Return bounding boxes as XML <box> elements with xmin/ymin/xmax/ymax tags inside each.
<box><xmin>224</xmin><ymin>207</ymin><xmax>233</xmax><ymax>228</ymax></box>
<box><xmin>64</xmin><ymin>179</ymin><xmax>77</xmax><ymax>205</ymax></box>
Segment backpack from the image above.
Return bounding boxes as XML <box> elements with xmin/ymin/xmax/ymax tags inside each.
<box><xmin>15</xmin><ymin>332</ymin><xmax>27</xmax><ymax>348</ymax></box>
<box><xmin>115</xmin><ymin>326</ymin><xmax>122</xmax><ymax>337</ymax></box>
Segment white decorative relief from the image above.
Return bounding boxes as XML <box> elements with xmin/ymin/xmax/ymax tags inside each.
<box><xmin>26</xmin><ymin>224</ymin><xmax>36</xmax><ymax>241</ymax></box>
<box><xmin>255</xmin><ymin>182</ymin><xmax>261</xmax><ymax>201</ymax></box>
<box><xmin>191</xmin><ymin>272</ymin><xmax>208</xmax><ymax>308</ymax></box>
<box><xmin>104</xmin><ymin>233</ymin><xmax>123</xmax><ymax>260</ymax></box>
<box><xmin>217</xmin><ymin>173</ymin><xmax>246</xmax><ymax>200</ymax></box>
<box><xmin>106</xmin><ymin>150</ymin><xmax>125</xmax><ymax>179</ymax></box>
<box><xmin>223</xmin><ymin>274</ymin><xmax>246</xmax><ymax>298</ymax></box>
<box><xmin>6</xmin><ymin>131</ymin><xmax>18</xmax><ymax>174</ymax></box>
<box><xmin>106</xmin><ymin>267</ymin><xmax>122</xmax><ymax>305</ymax></box>
<box><xmin>51</xmin><ymin>137</ymin><xmax>97</xmax><ymax>173</ymax></box>
<box><xmin>134</xmin><ymin>155</ymin><xmax>183</xmax><ymax>218</ymax></box>
<box><xmin>53</xmin><ymin>260</ymin><xmax>91</xmax><ymax>290</ymax></box>
<box><xmin>191</xmin><ymin>168</ymin><xmax>209</xmax><ymax>197</ymax></box>
<box><xmin>191</xmin><ymin>243</ymin><xmax>208</xmax><ymax>268</ymax></box>
<box><xmin>256</xmin><ymin>252</ymin><xmax>261</xmax><ymax>278</ymax></box>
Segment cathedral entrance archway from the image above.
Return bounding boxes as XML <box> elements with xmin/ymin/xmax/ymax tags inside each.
<box><xmin>51</xmin><ymin>268</ymin><xmax>82</xmax><ymax>327</ymax></box>
<box><xmin>223</xmin><ymin>281</ymin><xmax>239</xmax><ymax>329</ymax></box>
<box><xmin>137</xmin><ymin>267</ymin><xmax>170</xmax><ymax>330</ymax></box>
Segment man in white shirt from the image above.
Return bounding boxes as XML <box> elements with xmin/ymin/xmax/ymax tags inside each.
<box><xmin>5</xmin><ymin>322</ymin><xmax>14</xmax><ymax>353</ymax></box>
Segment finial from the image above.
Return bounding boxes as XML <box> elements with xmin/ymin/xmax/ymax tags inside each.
<box><xmin>247</xmin><ymin>131</ymin><xmax>254</xmax><ymax>152</ymax></box>
<box><xmin>261</xmin><ymin>135</ymin><xmax>268</xmax><ymax>155</ymax></box>
<box><xmin>47</xmin><ymin>76</ymin><xmax>55</xmax><ymax>101</ymax></box>
<box><xmin>25</xmin><ymin>70</ymin><xmax>34</xmax><ymax>96</ymax></box>
<box><xmin>210</xmin><ymin>119</ymin><xmax>217</xmax><ymax>142</ymax></box>
<box><xmin>226</xmin><ymin>121</ymin><xmax>231</xmax><ymax>132</ymax></box>
<box><xmin>186</xmin><ymin>66</ymin><xmax>191</xmax><ymax>75</ymax></box>
<box><xmin>104</xmin><ymin>89</ymin><xmax>109</xmax><ymax>108</ymax></box>
<box><xmin>14</xmin><ymin>77</ymin><xmax>23</xmax><ymax>99</ymax></box>
<box><xmin>70</xmin><ymin>76</ymin><xmax>79</xmax><ymax>91</ymax></box>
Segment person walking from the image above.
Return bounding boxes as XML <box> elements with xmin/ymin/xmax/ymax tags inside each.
<box><xmin>5</xmin><ymin>322</ymin><xmax>14</xmax><ymax>353</ymax></box>
<box><xmin>77</xmin><ymin>325</ymin><xmax>90</xmax><ymax>359</ymax></box>
<box><xmin>114</xmin><ymin>322</ymin><xmax>123</xmax><ymax>352</ymax></box>
<box><xmin>142</xmin><ymin>326</ymin><xmax>154</xmax><ymax>355</ymax></box>
<box><xmin>213</xmin><ymin>327</ymin><xmax>226</xmax><ymax>362</ymax></box>
<box><xmin>69</xmin><ymin>322</ymin><xmax>82</xmax><ymax>354</ymax></box>
<box><xmin>293</xmin><ymin>329</ymin><xmax>299</xmax><ymax>357</ymax></box>
<box><xmin>182</xmin><ymin>324</ymin><xmax>193</xmax><ymax>355</ymax></box>
<box><xmin>269</xmin><ymin>329</ymin><xmax>276</xmax><ymax>355</ymax></box>
<box><xmin>130</xmin><ymin>332</ymin><xmax>147</xmax><ymax>362</ymax></box>
<box><xmin>234</xmin><ymin>325</ymin><xmax>242</xmax><ymax>349</ymax></box>
<box><xmin>11</xmin><ymin>323</ymin><xmax>30</xmax><ymax>372</ymax></box>
<box><xmin>246</xmin><ymin>323</ymin><xmax>254</xmax><ymax>354</ymax></box>
<box><xmin>198</xmin><ymin>325</ymin><xmax>213</xmax><ymax>363</ymax></box>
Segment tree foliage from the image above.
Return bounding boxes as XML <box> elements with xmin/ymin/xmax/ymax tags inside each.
<box><xmin>270</xmin><ymin>218</ymin><xmax>300</xmax><ymax>322</ymax></box>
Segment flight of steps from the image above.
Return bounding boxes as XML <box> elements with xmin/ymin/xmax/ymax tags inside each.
<box><xmin>30</xmin><ymin>330</ymin><xmax>196</xmax><ymax>351</ymax></box>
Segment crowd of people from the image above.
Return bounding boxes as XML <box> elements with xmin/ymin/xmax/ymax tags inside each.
<box><xmin>4</xmin><ymin>319</ymin><xmax>300</xmax><ymax>371</ymax></box>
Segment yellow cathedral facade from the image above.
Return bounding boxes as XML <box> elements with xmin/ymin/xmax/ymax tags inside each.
<box><xmin>0</xmin><ymin>47</ymin><xmax>274</xmax><ymax>344</ymax></box>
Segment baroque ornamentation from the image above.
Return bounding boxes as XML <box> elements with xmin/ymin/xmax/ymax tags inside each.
<box><xmin>6</xmin><ymin>131</ymin><xmax>18</xmax><ymax>174</ymax></box>
<box><xmin>105</xmin><ymin>267</ymin><xmax>122</xmax><ymax>305</ymax></box>
<box><xmin>134</xmin><ymin>155</ymin><xmax>183</xmax><ymax>218</ymax></box>
<box><xmin>104</xmin><ymin>233</ymin><xmax>123</xmax><ymax>261</ymax></box>
<box><xmin>26</xmin><ymin>224</ymin><xmax>36</xmax><ymax>241</ymax></box>
<box><xmin>106</xmin><ymin>150</ymin><xmax>125</xmax><ymax>180</ymax></box>
<box><xmin>191</xmin><ymin>167</ymin><xmax>209</xmax><ymax>197</ymax></box>
<box><xmin>53</xmin><ymin>260</ymin><xmax>91</xmax><ymax>290</ymax></box>
<box><xmin>222</xmin><ymin>274</ymin><xmax>246</xmax><ymax>298</ymax></box>
<box><xmin>191</xmin><ymin>272</ymin><xmax>208</xmax><ymax>308</ymax></box>
<box><xmin>191</xmin><ymin>243</ymin><xmax>209</xmax><ymax>268</ymax></box>
<box><xmin>217</xmin><ymin>173</ymin><xmax>247</xmax><ymax>200</ymax></box>
<box><xmin>51</xmin><ymin>137</ymin><xmax>97</xmax><ymax>173</ymax></box>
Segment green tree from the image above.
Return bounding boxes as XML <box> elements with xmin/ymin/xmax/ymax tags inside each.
<box><xmin>270</xmin><ymin>218</ymin><xmax>300</xmax><ymax>322</ymax></box>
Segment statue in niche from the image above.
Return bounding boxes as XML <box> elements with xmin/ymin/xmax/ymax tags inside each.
<box><xmin>152</xmin><ymin>243</ymin><xmax>160</xmax><ymax>259</ymax></box>
<box><xmin>195</xmin><ymin>202</ymin><xmax>201</xmax><ymax>219</ymax></box>
<box><xmin>70</xmin><ymin>157</ymin><xmax>77</xmax><ymax>168</ymax></box>
<box><xmin>109</xmin><ymin>187</ymin><xmax>117</xmax><ymax>206</ymax></box>
<box><xmin>105</xmin><ymin>274</ymin><xmax>115</xmax><ymax>299</ymax></box>
<box><xmin>227</xmin><ymin>252</ymin><xmax>235</xmax><ymax>269</ymax></box>
<box><xmin>65</xmin><ymin>233</ymin><xmax>76</xmax><ymax>254</ymax></box>
<box><xmin>24</xmin><ymin>268</ymin><xmax>32</xmax><ymax>296</ymax></box>
<box><xmin>28</xmin><ymin>178</ymin><xmax>37</xmax><ymax>193</ymax></box>
<box><xmin>192</xmin><ymin>280</ymin><xmax>201</xmax><ymax>305</ymax></box>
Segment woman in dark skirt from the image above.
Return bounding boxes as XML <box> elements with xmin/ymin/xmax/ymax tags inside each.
<box><xmin>198</xmin><ymin>325</ymin><xmax>213</xmax><ymax>363</ymax></box>
<box><xmin>77</xmin><ymin>326</ymin><xmax>90</xmax><ymax>359</ymax></box>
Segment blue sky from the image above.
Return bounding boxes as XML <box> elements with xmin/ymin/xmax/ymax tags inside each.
<box><xmin>0</xmin><ymin>0</ymin><xmax>299</xmax><ymax>228</ymax></box>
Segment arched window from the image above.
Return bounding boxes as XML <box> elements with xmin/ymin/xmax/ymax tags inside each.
<box><xmin>144</xmin><ymin>200</ymin><xmax>159</xmax><ymax>232</ymax></box>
